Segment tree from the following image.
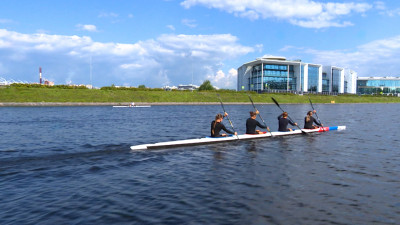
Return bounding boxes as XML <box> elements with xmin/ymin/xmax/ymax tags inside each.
<box><xmin>138</xmin><ymin>84</ymin><xmax>146</xmax><ymax>89</ymax></box>
<box><xmin>198</xmin><ymin>80</ymin><xmax>214</xmax><ymax>91</ymax></box>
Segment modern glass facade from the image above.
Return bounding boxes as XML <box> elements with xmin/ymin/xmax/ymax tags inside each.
<box><xmin>237</xmin><ymin>56</ymin><xmax>356</xmax><ymax>94</ymax></box>
<box><xmin>332</xmin><ymin>69</ymin><xmax>341</xmax><ymax>92</ymax></box>
<box><xmin>308</xmin><ymin>66</ymin><xmax>319</xmax><ymax>92</ymax></box>
<box><xmin>248</xmin><ymin>65</ymin><xmax>262</xmax><ymax>91</ymax></box>
<box><xmin>322</xmin><ymin>73</ymin><xmax>329</xmax><ymax>92</ymax></box>
<box><xmin>248</xmin><ymin>64</ymin><xmax>296</xmax><ymax>91</ymax></box>
<box><xmin>357</xmin><ymin>78</ymin><xmax>400</xmax><ymax>94</ymax></box>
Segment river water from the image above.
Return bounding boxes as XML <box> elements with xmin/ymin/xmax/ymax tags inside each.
<box><xmin>0</xmin><ymin>104</ymin><xmax>399</xmax><ymax>225</ymax></box>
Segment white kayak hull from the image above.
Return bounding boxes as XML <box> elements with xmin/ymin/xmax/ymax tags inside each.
<box><xmin>113</xmin><ymin>105</ymin><xmax>151</xmax><ymax>108</ymax></box>
<box><xmin>130</xmin><ymin>126</ymin><xmax>346</xmax><ymax>150</ymax></box>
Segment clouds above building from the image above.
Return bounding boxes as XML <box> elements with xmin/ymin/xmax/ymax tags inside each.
<box><xmin>0</xmin><ymin>29</ymin><xmax>253</xmax><ymax>88</ymax></box>
<box><xmin>181</xmin><ymin>0</ymin><xmax>372</xmax><ymax>28</ymax></box>
<box><xmin>285</xmin><ymin>34</ymin><xmax>400</xmax><ymax>76</ymax></box>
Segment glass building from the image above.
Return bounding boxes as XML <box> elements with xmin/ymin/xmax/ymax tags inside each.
<box><xmin>308</xmin><ymin>66</ymin><xmax>319</xmax><ymax>92</ymax></box>
<box><xmin>332</xmin><ymin>69</ymin><xmax>341</xmax><ymax>92</ymax></box>
<box><xmin>322</xmin><ymin>72</ymin><xmax>330</xmax><ymax>92</ymax></box>
<box><xmin>237</xmin><ymin>55</ymin><xmax>356</xmax><ymax>94</ymax></box>
<box><xmin>260</xmin><ymin>64</ymin><xmax>296</xmax><ymax>91</ymax></box>
<box><xmin>357</xmin><ymin>77</ymin><xmax>400</xmax><ymax>94</ymax></box>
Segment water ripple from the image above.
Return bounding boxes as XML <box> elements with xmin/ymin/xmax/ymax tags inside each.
<box><xmin>1</xmin><ymin>104</ymin><xmax>400</xmax><ymax>224</ymax></box>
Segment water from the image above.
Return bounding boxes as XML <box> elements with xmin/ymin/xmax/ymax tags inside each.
<box><xmin>0</xmin><ymin>104</ymin><xmax>399</xmax><ymax>225</ymax></box>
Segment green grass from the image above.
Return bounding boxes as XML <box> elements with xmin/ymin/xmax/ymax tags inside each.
<box><xmin>1</xmin><ymin>86</ymin><xmax>400</xmax><ymax>103</ymax></box>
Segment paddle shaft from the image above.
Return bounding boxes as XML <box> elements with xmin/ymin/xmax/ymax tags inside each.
<box><xmin>217</xmin><ymin>95</ymin><xmax>238</xmax><ymax>138</ymax></box>
<box><xmin>308</xmin><ymin>97</ymin><xmax>323</xmax><ymax>124</ymax></box>
<box><xmin>248</xmin><ymin>95</ymin><xmax>272</xmax><ymax>134</ymax></box>
<box><xmin>271</xmin><ymin>97</ymin><xmax>307</xmax><ymax>134</ymax></box>
<box><xmin>308</xmin><ymin>97</ymin><xmax>325</xmax><ymax>131</ymax></box>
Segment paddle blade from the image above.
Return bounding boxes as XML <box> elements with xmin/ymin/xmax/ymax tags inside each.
<box><xmin>308</xmin><ymin>97</ymin><xmax>314</xmax><ymax>109</ymax></box>
<box><xmin>248</xmin><ymin>94</ymin><xmax>255</xmax><ymax>106</ymax></box>
<box><xmin>271</xmin><ymin>97</ymin><xmax>280</xmax><ymax>107</ymax></box>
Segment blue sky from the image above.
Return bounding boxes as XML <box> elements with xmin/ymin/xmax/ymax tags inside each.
<box><xmin>1</xmin><ymin>0</ymin><xmax>400</xmax><ymax>89</ymax></box>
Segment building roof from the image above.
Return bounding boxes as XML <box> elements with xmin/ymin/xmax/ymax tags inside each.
<box><xmin>358</xmin><ymin>76</ymin><xmax>400</xmax><ymax>80</ymax></box>
<box><xmin>257</xmin><ymin>55</ymin><xmax>286</xmax><ymax>61</ymax></box>
<box><xmin>239</xmin><ymin>55</ymin><xmax>326</xmax><ymax>69</ymax></box>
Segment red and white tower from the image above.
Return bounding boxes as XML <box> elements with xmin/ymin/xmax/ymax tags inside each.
<box><xmin>39</xmin><ymin>67</ymin><xmax>42</xmax><ymax>84</ymax></box>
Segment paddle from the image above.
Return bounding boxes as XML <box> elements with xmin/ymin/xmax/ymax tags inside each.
<box><xmin>217</xmin><ymin>94</ymin><xmax>238</xmax><ymax>139</ymax></box>
<box><xmin>308</xmin><ymin>96</ymin><xmax>325</xmax><ymax>131</ymax></box>
<box><xmin>271</xmin><ymin>97</ymin><xmax>307</xmax><ymax>134</ymax></box>
<box><xmin>248</xmin><ymin>94</ymin><xmax>273</xmax><ymax>136</ymax></box>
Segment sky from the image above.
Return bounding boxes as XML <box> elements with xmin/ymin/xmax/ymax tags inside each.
<box><xmin>1</xmin><ymin>0</ymin><xmax>400</xmax><ymax>89</ymax></box>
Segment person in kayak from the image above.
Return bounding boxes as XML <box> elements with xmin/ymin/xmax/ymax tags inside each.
<box><xmin>278</xmin><ymin>112</ymin><xmax>297</xmax><ymax>132</ymax></box>
<box><xmin>211</xmin><ymin>113</ymin><xmax>237</xmax><ymax>137</ymax></box>
<box><xmin>246</xmin><ymin>110</ymin><xmax>268</xmax><ymax>134</ymax></box>
<box><xmin>304</xmin><ymin>110</ymin><xmax>323</xmax><ymax>129</ymax></box>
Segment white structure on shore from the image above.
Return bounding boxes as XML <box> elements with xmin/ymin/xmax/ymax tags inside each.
<box><xmin>237</xmin><ymin>55</ymin><xmax>357</xmax><ymax>94</ymax></box>
<box><xmin>357</xmin><ymin>76</ymin><xmax>400</xmax><ymax>95</ymax></box>
<box><xmin>163</xmin><ymin>84</ymin><xmax>199</xmax><ymax>91</ymax></box>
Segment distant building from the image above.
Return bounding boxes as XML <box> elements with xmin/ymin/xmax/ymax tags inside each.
<box><xmin>237</xmin><ymin>55</ymin><xmax>357</xmax><ymax>94</ymax></box>
<box><xmin>44</xmin><ymin>80</ymin><xmax>54</xmax><ymax>86</ymax></box>
<box><xmin>357</xmin><ymin>77</ymin><xmax>400</xmax><ymax>95</ymax></box>
<box><xmin>177</xmin><ymin>84</ymin><xmax>199</xmax><ymax>90</ymax></box>
<box><xmin>162</xmin><ymin>85</ymin><xmax>178</xmax><ymax>91</ymax></box>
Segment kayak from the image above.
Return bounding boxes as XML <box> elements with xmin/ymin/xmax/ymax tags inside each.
<box><xmin>130</xmin><ymin>126</ymin><xmax>346</xmax><ymax>150</ymax></box>
<box><xmin>113</xmin><ymin>105</ymin><xmax>151</xmax><ymax>108</ymax></box>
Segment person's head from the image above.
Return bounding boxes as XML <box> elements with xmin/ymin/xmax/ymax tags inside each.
<box><xmin>282</xmin><ymin>112</ymin><xmax>288</xmax><ymax>118</ymax></box>
<box><xmin>307</xmin><ymin>111</ymin><xmax>313</xmax><ymax>116</ymax></box>
<box><xmin>250</xmin><ymin>111</ymin><xmax>257</xmax><ymax>118</ymax></box>
<box><xmin>215</xmin><ymin>113</ymin><xmax>224</xmax><ymax>122</ymax></box>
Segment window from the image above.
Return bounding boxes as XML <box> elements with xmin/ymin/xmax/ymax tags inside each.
<box><xmin>308</xmin><ymin>66</ymin><xmax>319</xmax><ymax>92</ymax></box>
<box><xmin>332</xmin><ymin>69</ymin><xmax>341</xmax><ymax>92</ymax></box>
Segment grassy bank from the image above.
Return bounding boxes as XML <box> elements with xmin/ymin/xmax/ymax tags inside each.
<box><xmin>1</xmin><ymin>86</ymin><xmax>400</xmax><ymax>104</ymax></box>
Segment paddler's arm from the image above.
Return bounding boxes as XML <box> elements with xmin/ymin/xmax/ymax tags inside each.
<box><xmin>221</xmin><ymin>123</ymin><xmax>237</xmax><ymax>135</ymax></box>
<box><xmin>256</xmin><ymin>120</ymin><xmax>268</xmax><ymax>129</ymax></box>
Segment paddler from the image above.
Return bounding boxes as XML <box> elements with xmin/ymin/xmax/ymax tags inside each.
<box><xmin>211</xmin><ymin>113</ymin><xmax>237</xmax><ymax>137</ymax></box>
<box><xmin>246</xmin><ymin>110</ymin><xmax>268</xmax><ymax>134</ymax></box>
<box><xmin>277</xmin><ymin>112</ymin><xmax>297</xmax><ymax>132</ymax></box>
<box><xmin>304</xmin><ymin>110</ymin><xmax>323</xmax><ymax>129</ymax></box>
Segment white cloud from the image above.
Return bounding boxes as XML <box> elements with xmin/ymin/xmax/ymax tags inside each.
<box><xmin>374</xmin><ymin>1</ymin><xmax>400</xmax><ymax>17</ymax></box>
<box><xmin>294</xmin><ymin>35</ymin><xmax>400</xmax><ymax>76</ymax></box>
<box><xmin>98</xmin><ymin>12</ymin><xmax>122</xmax><ymax>24</ymax></box>
<box><xmin>182</xmin><ymin>19</ymin><xmax>197</xmax><ymax>28</ymax></box>
<box><xmin>374</xmin><ymin>1</ymin><xmax>386</xmax><ymax>11</ymax></box>
<box><xmin>207</xmin><ymin>68</ymin><xmax>238</xmax><ymax>89</ymax></box>
<box><xmin>167</xmin><ymin>25</ymin><xmax>176</xmax><ymax>31</ymax></box>
<box><xmin>0</xmin><ymin>29</ymin><xmax>253</xmax><ymax>88</ymax></box>
<box><xmin>120</xmin><ymin>63</ymin><xmax>143</xmax><ymax>69</ymax></box>
<box><xmin>279</xmin><ymin>45</ymin><xmax>297</xmax><ymax>52</ymax></box>
<box><xmin>181</xmin><ymin>0</ymin><xmax>372</xmax><ymax>28</ymax></box>
<box><xmin>98</xmin><ymin>12</ymin><xmax>119</xmax><ymax>18</ymax></box>
<box><xmin>76</xmin><ymin>24</ymin><xmax>98</xmax><ymax>32</ymax></box>
<box><xmin>254</xmin><ymin>44</ymin><xmax>263</xmax><ymax>53</ymax></box>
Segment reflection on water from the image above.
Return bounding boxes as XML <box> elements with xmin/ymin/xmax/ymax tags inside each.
<box><xmin>0</xmin><ymin>104</ymin><xmax>399</xmax><ymax>224</ymax></box>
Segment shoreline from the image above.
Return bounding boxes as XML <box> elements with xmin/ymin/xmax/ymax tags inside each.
<box><xmin>0</xmin><ymin>102</ymin><xmax>396</xmax><ymax>107</ymax></box>
<box><xmin>0</xmin><ymin>102</ymin><xmax>254</xmax><ymax>107</ymax></box>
